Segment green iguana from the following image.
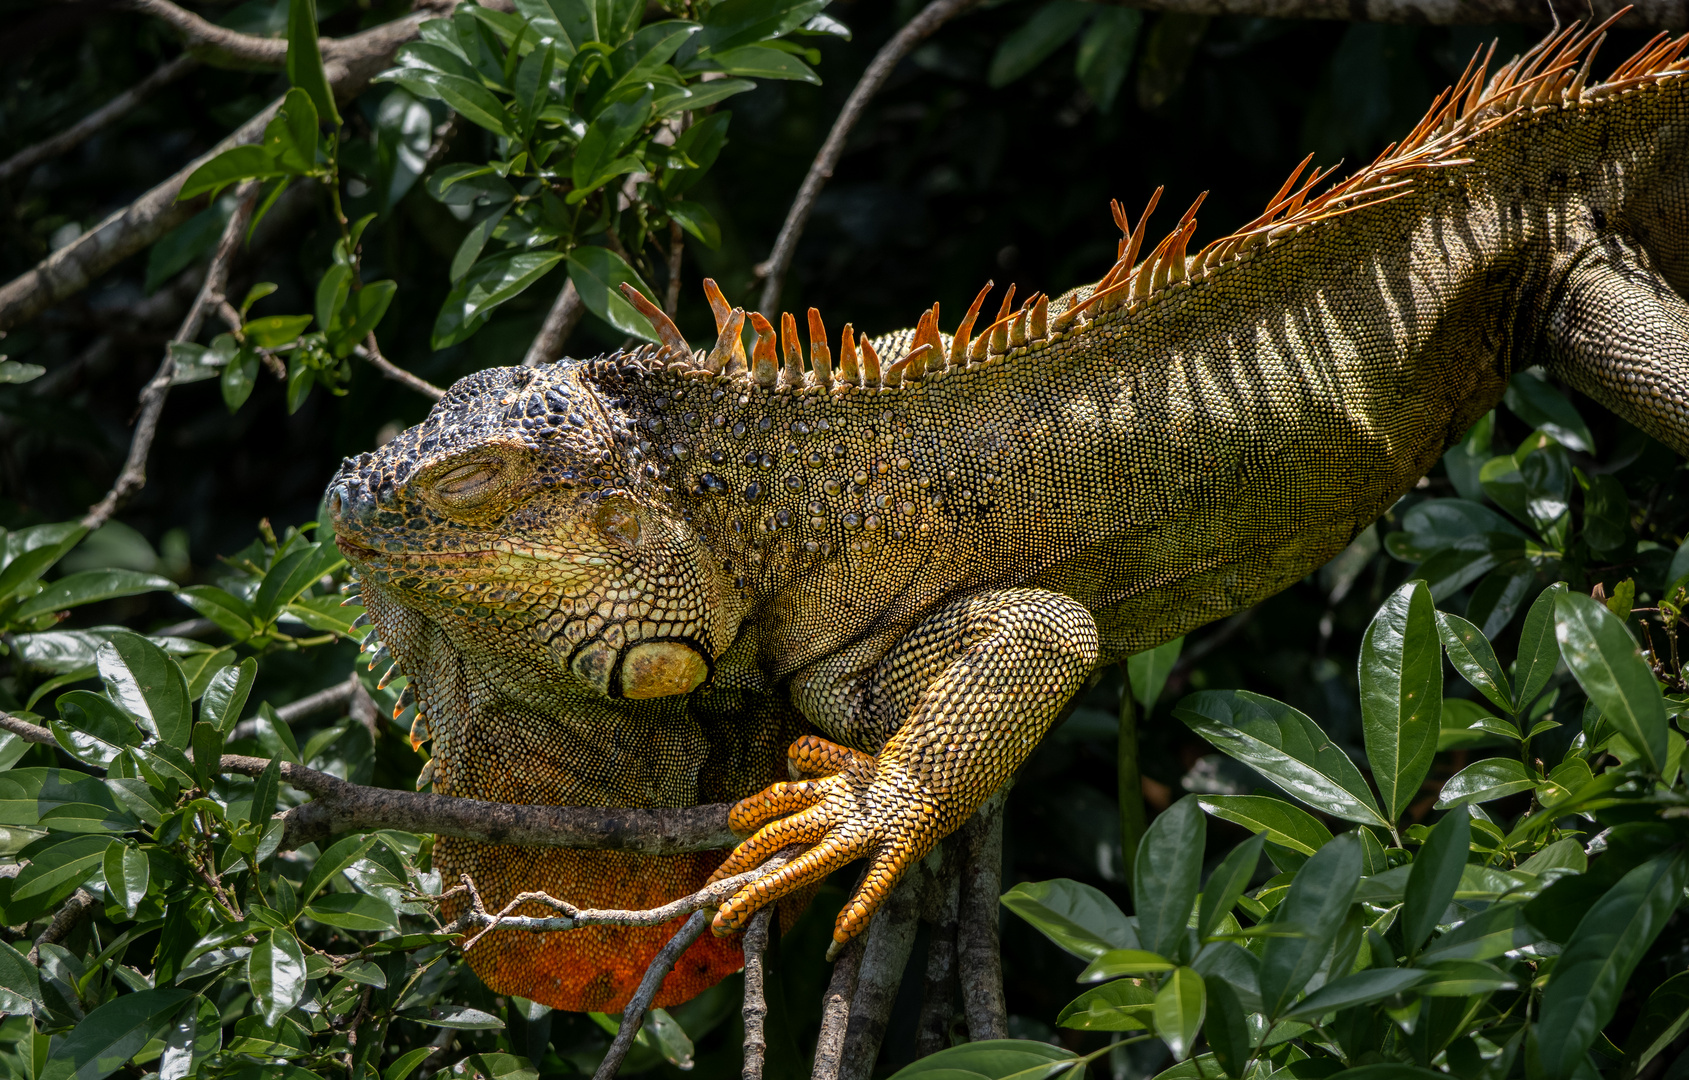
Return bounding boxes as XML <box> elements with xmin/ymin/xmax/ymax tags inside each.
<box><xmin>326</xmin><ymin>21</ymin><xmax>1689</xmax><ymax>1013</ymax></box>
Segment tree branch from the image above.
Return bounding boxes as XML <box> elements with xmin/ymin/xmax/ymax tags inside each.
<box><xmin>916</xmin><ymin>849</ymin><xmax>962</xmax><ymax>1059</ymax></box>
<box><xmin>957</xmin><ymin>792</ymin><xmax>1008</xmax><ymax>1041</ymax></box>
<box><xmin>0</xmin><ymin>53</ymin><xmax>200</xmax><ymax>185</ymax></box>
<box><xmin>83</xmin><ymin>179</ymin><xmax>261</xmax><ymax>530</ymax></box>
<box><xmin>840</xmin><ymin>868</ymin><xmax>928</xmax><ymax>1080</ymax></box>
<box><xmin>356</xmin><ymin>333</ymin><xmax>445</xmax><ymax>400</ymax></box>
<box><xmin>28</xmin><ymin>889</ymin><xmax>99</xmax><ymax>964</ymax></box>
<box><xmin>593</xmin><ymin>909</ymin><xmax>712</xmax><ymax>1080</ymax></box>
<box><xmin>756</xmin><ymin>0</ymin><xmax>983</xmax><ymax>313</ymax></box>
<box><xmin>0</xmin><ymin>4</ymin><xmax>444</xmax><ymax>332</ymax></box>
<box><xmin>811</xmin><ymin>937</ymin><xmax>865</xmax><ymax>1080</ymax></box>
<box><xmin>1101</xmin><ymin>0</ymin><xmax>1685</xmax><ymax>25</ymax></box>
<box><xmin>741</xmin><ymin>908</ymin><xmax>772</xmax><ymax>1080</ymax></box>
<box><xmin>522</xmin><ymin>279</ymin><xmax>585</xmax><ymax>367</ymax></box>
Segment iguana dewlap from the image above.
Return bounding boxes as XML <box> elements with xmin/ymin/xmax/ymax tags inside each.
<box><xmin>329</xmin><ymin>23</ymin><xmax>1689</xmax><ymax>1012</ymax></box>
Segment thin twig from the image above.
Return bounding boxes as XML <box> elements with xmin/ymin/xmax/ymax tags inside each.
<box><xmin>522</xmin><ymin>279</ymin><xmax>585</xmax><ymax>367</ymax></box>
<box><xmin>811</xmin><ymin>937</ymin><xmax>865</xmax><ymax>1080</ymax></box>
<box><xmin>916</xmin><ymin>845</ymin><xmax>962</xmax><ymax>1058</ymax></box>
<box><xmin>0</xmin><ymin>53</ymin><xmax>200</xmax><ymax>184</ymax></box>
<box><xmin>755</xmin><ymin>0</ymin><xmax>983</xmax><ymax>313</ymax></box>
<box><xmin>83</xmin><ymin>179</ymin><xmax>261</xmax><ymax>530</ymax></box>
<box><xmin>957</xmin><ymin>791</ymin><xmax>1008</xmax><ymax>1041</ymax></box>
<box><xmin>228</xmin><ymin>671</ymin><xmax>364</xmax><ymax>742</ymax></box>
<box><xmin>664</xmin><ymin>220</ymin><xmax>685</xmax><ymax>318</ymax></box>
<box><xmin>741</xmin><ymin>908</ymin><xmax>772</xmax><ymax>1080</ymax></box>
<box><xmin>592</xmin><ymin>909</ymin><xmax>711</xmax><ymax>1080</ymax></box>
<box><xmin>357</xmin><ymin>333</ymin><xmax>445</xmax><ymax>399</ymax></box>
<box><xmin>0</xmin><ymin>713</ymin><xmax>57</xmax><ymax>745</ymax></box>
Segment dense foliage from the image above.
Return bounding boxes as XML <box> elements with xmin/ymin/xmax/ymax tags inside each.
<box><xmin>1</xmin><ymin>0</ymin><xmax>1687</xmax><ymax>1076</ymax></box>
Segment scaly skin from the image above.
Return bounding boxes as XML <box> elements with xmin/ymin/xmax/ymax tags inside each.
<box><xmin>328</xmin><ymin>24</ymin><xmax>1689</xmax><ymax>1011</ymax></box>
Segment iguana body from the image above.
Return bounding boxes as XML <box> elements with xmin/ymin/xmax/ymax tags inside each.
<box><xmin>329</xmin><ymin>24</ymin><xmax>1689</xmax><ymax>1013</ymax></box>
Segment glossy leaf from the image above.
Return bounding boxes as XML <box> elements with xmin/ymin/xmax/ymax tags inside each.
<box><xmin>201</xmin><ymin>658</ymin><xmax>258</xmax><ymax>734</ymax></box>
<box><xmin>1154</xmin><ymin>967</ymin><xmax>1206</xmax><ymax>1060</ymax></box>
<box><xmin>306</xmin><ymin>891</ymin><xmax>400</xmax><ymax>932</ymax></box>
<box><xmin>1056</xmin><ymin>979</ymin><xmax>1155</xmax><ymax>1031</ymax></box>
<box><xmin>43</xmin><ymin>988</ymin><xmax>191</xmax><ymax>1080</ymax></box>
<box><xmin>1537</xmin><ymin>852</ymin><xmax>1689</xmax><ymax>1079</ymax></box>
<box><xmin>885</xmin><ymin>1040</ymin><xmax>1078</xmax><ymax>1079</ymax></box>
<box><xmin>102</xmin><ymin>841</ymin><xmax>149</xmax><ymax>919</ymax></box>
<box><xmin>178</xmin><ymin>146</ymin><xmax>287</xmax><ymax>201</ymax></box>
<box><xmin>1435</xmin><ymin>757</ymin><xmax>1534</xmax><ymax>808</ymax></box>
<box><xmin>1283</xmin><ymin>967</ymin><xmax>1430</xmax><ymax>1020</ymax></box>
<box><xmin>301</xmin><ymin>833</ymin><xmax>380</xmax><ymax>903</ymax></box>
<box><xmin>1402</xmin><ymin>806</ymin><xmax>1470</xmax><ymax>953</ymax></box>
<box><xmin>1360</xmin><ymin>580</ymin><xmax>1442</xmax><ymax>821</ymax></box>
<box><xmin>12</xmin><ymin>570</ymin><xmax>177</xmax><ymax>621</ymax></box>
<box><xmin>1554</xmin><ymin>590</ymin><xmax>1667</xmax><ymax>772</ymax></box>
<box><xmin>1135</xmin><ymin>795</ymin><xmax>1204</xmax><ymax>958</ymax></box>
<box><xmin>1196</xmin><ymin>795</ymin><xmax>1332</xmax><ymax>856</ymax></box>
<box><xmin>433</xmin><ymin>251</ymin><xmax>565</xmax><ymax>349</ymax></box>
<box><xmin>1078</xmin><ymin>949</ymin><xmax>1176</xmax><ymax>982</ymax></box>
<box><xmin>1504</xmin><ymin>369</ymin><xmax>1594</xmax><ymax>453</ymax></box>
<box><xmin>566</xmin><ymin>246</ymin><xmax>659</xmax><ymax>340</ymax></box>
<box><xmin>1259</xmin><ymin>832</ymin><xmax>1361</xmax><ymax>1019</ymax></box>
<box><xmin>1436</xmin><ymin>612</ymin><xmax>1512</xmax><ymax>714</ymax></box>
<box><xmin>1000</xmin><ymin>878</ymin><xmax>1135</xmax><ymax>961</ymax></box>
<box><xmin>1513</xmin><ymin>584</ymin><xmax>1564</xmax><ymax>712</ymax></box>
<box><xmin>249</xmin><ymin>929</ymin><xmax>308</xmax><ymax>1026</ymax></box>
<box><xmin>286</xmin><ymin>0</ymin><xmax>340</xmax><ymax>126</ymax></box>
<box><xmin>1622</xmin><ymin>970</ymin><xmax>1689</xmax><ymax>1074</ymax></box>
<box><xmin>1204</xmin><ymin>977</ymin><xmax>1252</xmax><ymax>1079</ymax></box>
<box><xmin>707</xmin><ymin>43</ymin><xmax>818</xmax><ymax>82</ymax></box>
<box><xmin>98</xmin><ymin>631</ymin><xmax>192</xmax><ymax>747</ymax></box>
<box><xmin>1198</xmin><ymin>831</ymin><xmax>1265</xmax><ymax>940</ymax></box>
<box><xmin>1129</xmin><ymin>636</ymin><xmax>1183</xmax><ymax>713</ymax></box>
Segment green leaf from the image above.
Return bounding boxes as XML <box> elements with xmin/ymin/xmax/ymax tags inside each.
<box><xmin>306</xmin><ymin>891</ymin><xmax>400</xmax><ymax>931</ymax></box>
<box><xmin>287</xmin><ymin>0</ymin><xmax>341</xmax><ymax>127</ymax></box>
<box><xmin>1259</xmin><ymin>832</ymin><xmax>1361</xmax><ymax>1019</ymax></box>
<box><xmin>1196</xmin><ymin>795</ymin><xmax>1331</xmax><ymax>856</ymax></box>
<box><xmin>1402</xmin><ymin>805</ymin><xmax>1470</xmax><ymax>954</ymax></box>
<box><xmin>699</xmin><ymin>0</ymin><xmax>825</xmax><ymax>53</ymax></box>
<box><xmin>1204</xmin><ymin>978</ymin><xmax>1252</xmax><ymax>1079</ymax></box>
<box><xmin>1175</xmin><ymin>691</ymin><xmax>1388</xmax><ymax>827</ymax></box>
<box><xmin>1198</xmin><ymin>832</ymin><xmax>1265</xmax><ymax>941</ymax></box>
<box><xmin>147</xmin><ymin>201</ymin><xmax>234</xmax><ymax>293</ymax></box>
<box><xmin>263</xmin><ymin>88</ymin><xmax>319</xmax><ymax>174</ymax></box>
<box><xmin>1514</xmin><ymin>583</ymin><xmax>1564</xmax><ymax>712</ymax></box>
<box><xmin>566</xmin><ymin>246</ymin><xmax>659</xmax><ymax>340</ymax></box>
<box><xmin>102</xmin><ymin>841</ymin><xmax>150</xmax><ymax>919</ymax></box>
<box><xmin>449</xmin><ymin>204</ymin><xmax>511</xmax><ymax>283</ymax></box>
<box><xmin>665</xmin><ymin>199</ymin><xmax>721</xmax><ymax>249</ymax></box>
<box><xmin>201</xmin><ymin>659</ymin><xmax>258</xmax><ymax>734</ymax></box>
<box><xmin>706</xmin><ymin>43</ymin><xmax>818</xmax><ymax>82</ymax></box>
<box><xmin>249</xmin><ymin>929</ymin><xmax>308</xmax><ymax>1026</ymax></box>
<box><xmin>1504</xmin><ymin>369</ymin><xmax>1594</xmax><ymax>453</ymax></box>
<box><xmin>885</xmin><ymin>1040</ymin><xmax>1080</xmax><ymax>1079</ymax></box>
<box><xmin>178</xmin><ymin>584</ymin><xmax>257</xmax><ymax>640</ymax></box>
<box><xmin>302</xmin><ymin>834</ymin><xmax>380</xmax><ymax>903</ymax></box>
<box><xmin>384</xmin><ymin>70</ymin><xmax>512</xmax><ymax>137</ymax></box>
<box><xmin>1622</xmin><ymin>970</ymin><xmax>1689</xmax><ymax>1075</ymax></box>
<box><xmin>7</xmin><ymin>835</ymin><xmax>107</xmax><ymax>917</ymax></box>
<box><xmin>1415</xmin><ymin>958</ymin><xmax>1517</xmax><ymax>996</ymax></box>
<box><xmin>1283</xmin><ymin>967</ymin><xmax>1430</xmax><ymax>1020</ymax></box>
<box><xmin>1581</xmin><ymin>473</ymin><xmax>1630</xmax><ymax>553</ymax></box>
<box><xmin>1434</xmin><ymin>757</ymin><xmax>1535</xmax><ymax>808</ymax></box>
<box><xmin>243</xmin><ymin>314</ymin><xmax>312</xmax><ymax>350</ymax></box>
<box><xmin>1154</xmin><ymin>967</ymin><xmax>1206</xmax><ymax>1060</ymax></box>
<box><xmin>97</xmin><ymin>631</ymin><xmax>192</xmax><ymax>747</ymax></box>
<box><xmin>1418</xmin><ymin>901</ymin><xmax>1540</xmax><ymax>963</ymax></box>
<box><xmin>0</xmin><ymin>522</ymin><xmax>88</xmax><ymax>600</ymax></box>
<box><xmin>999</xmin><ymin>878</ymin><xmax>1135</xmax><ymax>961</ymax></box>
<box><xmin>1056</xmin><ymin>979</ymin><xmax>1155</xmax><ymax>1031</ymax></box>
<box><xmin>397</xmin><ymin>1006</ymin><xmax>505</xmax><ymax>1029</ymax></box>
<box><xmin>662</xmin><ymin>112</ymin><xmax>729</xmax><ymax>196</ymax></box>
<box><xmin>1437</xmin><ymin>698</ymin><xmax>1516</xmax><ymax>752</ymax></box>
<box><xmin>316</xmin><ymin>263</ymin><xmax>352</xmax><ymax>332</ymax></box>
<box><xmin>656</xmin><ymin>78</ymin><xmax>754</xmax><ymax>116</ymax></box>
<box><xmin>1078</xmin><ymin>949</ymin><xmax>1176</xmax><ymax>982</ymax></box>
<box><xmin>1134</xmin><ymin>795</ymin><xmax>1204</xmax><ymax>958</ymax></box>
<box><xmin>246</xmin><ymin>757</ymin><xmax>281</xmax><ymax>828</ymax></box>
<box><xmin>1325</xmin><ymin>1066</ymin><xmax>1447</xmax><ymax>1080</ymax></box>
<box><xmin>1435</xmin><ymin>612</ymin><xmax>1512</xmax><ymax>714</ymax></box>
<box><xmin>1129</xmin><ymin>636</ymin><xmax>1183</xmax><ymax>713</ymax></box>
<box><xmin>433</xmin><ymin>251</ymin><xmax>566</xmax><ymax>349</ymax></box>
<box><xmin>1360</xmin><ymin>580</ymin><xmax>1442</xmax><ymax>821</ymax></box>
<box><xmin>221</xmin><ymin>345</ymin><xmax>259</xmax><ymax>412</ymax></box>
<box><xmin>178</xmin><ymin>145</ymin><xmax>286</xmax><ymax>201</ymax></box>
<box><xmin>1537</xmin><ymin>852</ymin><xmax>1689</xmax><ymax>1079</ymax></box>
<box><xmin>571</xmin><ymin>87</ymin><xmax>653</xmax><ymax>195</ymax></box>
<box><xmin>327</xmin><ymin>279</ymin><xmax>397</xmax><ymax>357</ymax></box>
<box><xmin>988</xmin><ymin>0</ymin><xmax>1093</xmax><ymax>87</ymax></box>
<box><xmin>1075</xmin><ymin>6</ymin><xmax>1141</xmax><ymax>113</ymax></box>
<box><xmin>384</xmin><ymin>1047</ymin><xmax>435</xmax><ymax>1080</ymax></box>
<box><xmin>0</xmin><ymin>940</ymin><xmax>42</xmax><ymax>1012</ymax></box>
<box><xmin>1554</xmin><ymin>590</ymin><xmax>1667</xmax><ymax>772</ymax></box>
<box><xmin>12</xmin><ymin>570</ymin><xmax>176</xmax><ymax>621</ymax></box>
<box><xmin>252</xmin><ymin>542</ymin><xmax>343</xmax><ymax>624</ymax></box>
<box><xmin>42</xmin><ymin>988</ymin><xmax>191</xmax><ymax>1080</ymax></box>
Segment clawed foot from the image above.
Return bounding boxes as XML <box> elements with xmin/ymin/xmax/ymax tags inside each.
<box><xmin>708</xmin><ymin>735</ymin><xmax>945</xmax><ymax>957</ymax></box>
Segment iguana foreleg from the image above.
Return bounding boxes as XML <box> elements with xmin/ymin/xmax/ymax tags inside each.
<box><xmin>708</xmin><ymin>588</ymin><xmax>1099</xmax><ymax>953</ymax></box>
<box><xmin>1544</xmin><ymin>234</ymin><xmax>1689</xmax><ymax>456</ymax></box>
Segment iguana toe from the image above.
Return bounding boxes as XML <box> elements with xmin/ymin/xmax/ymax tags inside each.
<box><xmin>787</xmin><ymin>735</ymin><xmax>874</xmax><ymax>778</ymax></box>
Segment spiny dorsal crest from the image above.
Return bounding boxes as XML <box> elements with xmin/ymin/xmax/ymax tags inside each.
<box><xmin>605</xmin><ymin>19</ymin><xmax>1689</xmax><ymax>395</ymax></box>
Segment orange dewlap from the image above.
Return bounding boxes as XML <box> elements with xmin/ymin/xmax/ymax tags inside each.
<box><xmin>437</xmin><ymin>842</ymin><xmax>742</xmax><ymax>1013</ymax></box>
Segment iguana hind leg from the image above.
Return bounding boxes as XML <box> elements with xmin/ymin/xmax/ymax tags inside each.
<box><xmin>1544</xmin><ymin>233</ymin><xmax>1689</xmax><ymax>454</ymax></box>
<box><xmin>709</xmin><ymin>588</ymin><xmax>1098</xmax><ymax>953</ymax></box>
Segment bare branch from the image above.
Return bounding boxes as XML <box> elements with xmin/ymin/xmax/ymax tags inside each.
<box><xmin>756</xmin><ymin>0</ymin><xmax>983</xmax><ymax>313</ymax></box>
<box><xmin>916</xmin><ymin>849</ymin><xmax>962</xmax><ymax>1058</ymax></box>
<box><xmin>957</xmin><ymin>792</ymin><xmax>1008</xmax><ymax>1041</ymax></box>
<box><xmin>0</xmin><ymin>53</ymin><xmax>200</xmax><ymax>185</ymax></box>
<box><xmin>28</xmin><ymin>889</ymin><xmax>99</xmax><ymax>964</ymax></box>
<box><xmin>357</xmin><ymin>333</ymin><xmax>446</xmax><ymax>400</ymax></box>
<box><xmin>1101</xmin><ymin>0</ymin><xmax>1685</xmax><ymax>26</ymax></box>
<box><xmin>840</xmin><ymin>868</ymin><xmax>928</xmax><ymax>1079</ymax></box>
<box><xmin>214</xmin><ymin>753</ymin><xmax>740</xmax><ymax>853</ymax></box>
<box><xmin>523</xmin><ymin>279</ymin><xmax>585</xmax><ymax>367</ymax></box>
<box><xmin>593</xmin><ymin>909</ymin><xmax>711</xmax><ymax>1080</ymax></box>
<box><xmin>0</xmin><ymin>712</ymin><xmax>57</xmax><ymax>745</ymax></box>
<box><xmin>741</xmin><ymin>909</ymin><xmax>772</xmax><ymax>1080</ymax></box>
<box><xmin>0</xmin><ymin>6</ymin><xmax>442</xmax><ymax>332</ymax></box>
<box><xmin>83</xmin><ymin>179</ymin><xmax>262</xmax><ymax>530</ymax></box>
<box><xmin>811</xmin><ymin>937</ymin><xmax>864</xmax><ymax>1080</ymax></box>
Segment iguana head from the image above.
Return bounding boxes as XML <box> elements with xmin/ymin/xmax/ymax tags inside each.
<box><xmin>327</xmin><ymin>360</ymin><xmax>734</xmax><ymax>701</ymax></box>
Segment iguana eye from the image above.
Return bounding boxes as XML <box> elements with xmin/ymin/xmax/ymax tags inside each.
<box><xmin>593</xmin><ymin>501</ymin><xmax>641</xmax><ymax>549</ymax></box>
<box><xmin>434</xmin><ymin>461</ymin><xmax>501</xmax><ymax>505</ymax></box>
